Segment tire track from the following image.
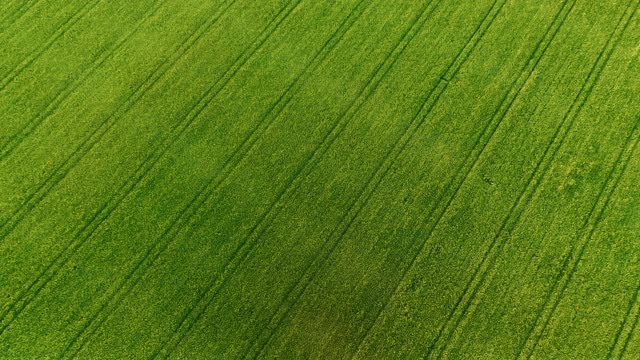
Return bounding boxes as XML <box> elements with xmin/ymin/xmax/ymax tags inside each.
<box><xmin>609</xmin><ymin>274</ymin><xmax>640</xmax><ymax>360</ymax></box>
<box><xmin>520</xmin><ymin>116</ymin><xmax>640</xmax><ymax>360</ymax></box>
<box><xmin>0</xmin><ymin>0</ymin><xmax>40</xmax><ymax>32</ymax></box>
<box><xmin>355</xmin><ymin>1</ymin><xmax>574</xmax><ymax>357</ymax></box>
<box><xmin>513</xmin><ymin>3</ymin><xmax>640</xmax><ymax>358</ymax></box>
<box><xmin>0</xmin><ymin>0</ymin><xmax>238</xmax><ymax>244</ymax></box>
<box><xmin>517</xmin><ymin>115</ymin><xmax>640</xmax><ymax>358</ymax></box>
<box><xmin>57</xmin><ymin>1</ymin><xmax>306</xmax><ymax>357</ymax></box>
<box><xmin>149</xmin><ymin>1</ymin><xmax>450</xmax><ymax>358</ymax></box>
<box><xmin>0</xmin><ymin>1</ymin><xmax>101</xmax><ymax>93</ymax></box>
<box><xmin>432</xmin><ymin>3</ymin><xmax>637</xmax><ymax>359</ymax></box>
<box><xmin>0</xmin><ymin>0</ymin><xmax>170</xmax><ymax>162</ymax></box>
<box><xmin>0</xmin><ymin>1</ymin><xmax>240</xmax><ymax>336</ymax></box>
<box><xmin>66</xmin><ymin>0</ymin><xmax>380</xmax><ymax>356</ymax></box>
<box><xmin>245</xmin><ymin>1</ymin><xmax>509</xmax><ymax>357</ymax></box>
<box><xmin>0</xmin><ymin>0</ymin><xmax>172</xmax><ymax>337</ymax></box>
<box><xmin>411</xmin><ymin>2</ymin><xmax>576</xmax><ymax>358</ymax></box>
<box><xmin>382</xmin><ymin>0</ymin><xmax>638</xmax><ymax>357</ymax></box>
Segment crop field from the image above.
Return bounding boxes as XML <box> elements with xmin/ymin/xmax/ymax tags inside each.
<box><xmin>1</xmin><ymin>0</ymin><xmax>640</xmax><ymax>358</ymax></box>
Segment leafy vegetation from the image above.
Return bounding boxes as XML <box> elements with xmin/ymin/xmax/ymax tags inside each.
<box><xmin>1</xmin><ymin>0</ymin><xmax>639</xmax><ymax>358</ymax></box>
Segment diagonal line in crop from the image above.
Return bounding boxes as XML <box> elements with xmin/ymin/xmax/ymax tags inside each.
<box><xmin>526</xmin><ymin>110</ymin><xmax>640</xmax><ymax>360</ymax></box>
<box><xmin>520</xmin><ymin>118</ymin><xmax>640</xmax><ymax>360</ymax></box>
<box><xmin>57</xmin><ymin>0</ymin><xmax>310</xmax><ymax>357</ymax></box>
<box><xmin>246</xmin><ymin>0</ymin><xmax>510</xmax><ymax>357</ymax></box>
<box><xmin>0</xmin><ymin>0</ymin><xmax>170</xmax><ymax>162</ymax></box>
<box><xmin>609</xmin><ymin>222</ymin><xmax>640</xmax><ymax>360</ymax></box>
<box><xmin>0</xmin><ymin>0</ymin><xmax>240</xmax><ymax>337</ymax></box>
<box><xmin>0</xmin><ymin>0</ymin><xmax>238</xmax><ymax>245</ymax></box>
<box><xmin>609</xmin><ymin>261</ymin><xmax>640</xmax><ymax>360</ymax></box>
<box><xmin>417</xmin><ymin>2</ymin><xmax>579</xmax><ymax>359</ymax></box>
<box><xmin>0</xmin><ymin>0</ymin><xmax>42</xmax><ymax>33</ymax></box>
<box><xmin>148</xmin><ymin>0</ymin><xmax>452</xmax><ymax>358</ymax></box>
<box><xmin>354</xmin><ymin>1</ymin><xmax>576</xmax><ymax>358</ymax></box>
<box><xmin>0</xmin><ymin>1</ymin><xmax>102</xmax><ymax>93</ymax></box>
<box><xmin>514</xmin><ymin>2</ymin><xmax>640</xmax><ymax>358</ymax></box>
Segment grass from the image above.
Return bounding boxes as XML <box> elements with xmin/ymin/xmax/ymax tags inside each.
<box><xmin>1</xmin><ymin>0</ymin><xmax>640</xmax><ymax>358</ymax></box>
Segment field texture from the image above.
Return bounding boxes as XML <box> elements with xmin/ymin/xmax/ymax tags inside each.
<box><xmin>1</xmin><ymin>0</ymin><xmax>640</xmax><ymax>358</ymax></box>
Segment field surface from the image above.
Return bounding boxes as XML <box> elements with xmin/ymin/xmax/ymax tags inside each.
<box><xmin>1</xmin><ymin>0</ymin><xmax>640</xmax><ymax>358</ymax></box>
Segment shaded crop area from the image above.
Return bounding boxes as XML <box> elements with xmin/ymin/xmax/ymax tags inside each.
<box><xmin>1</xmin><ymin>0</ymin><xmax>639</xmax><ymax>358</ymax></box>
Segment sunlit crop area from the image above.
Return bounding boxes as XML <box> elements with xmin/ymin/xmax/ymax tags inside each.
<box><xmin>1</xmin><ymin>0</ymin><xmax>639</xmax><ymax>358</ymax></box>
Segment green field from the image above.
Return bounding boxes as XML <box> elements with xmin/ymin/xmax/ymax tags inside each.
<box><xmin>1</xmin><ymin>0</ymin><xmax>640</xmax><ymax>358</ymax></box>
